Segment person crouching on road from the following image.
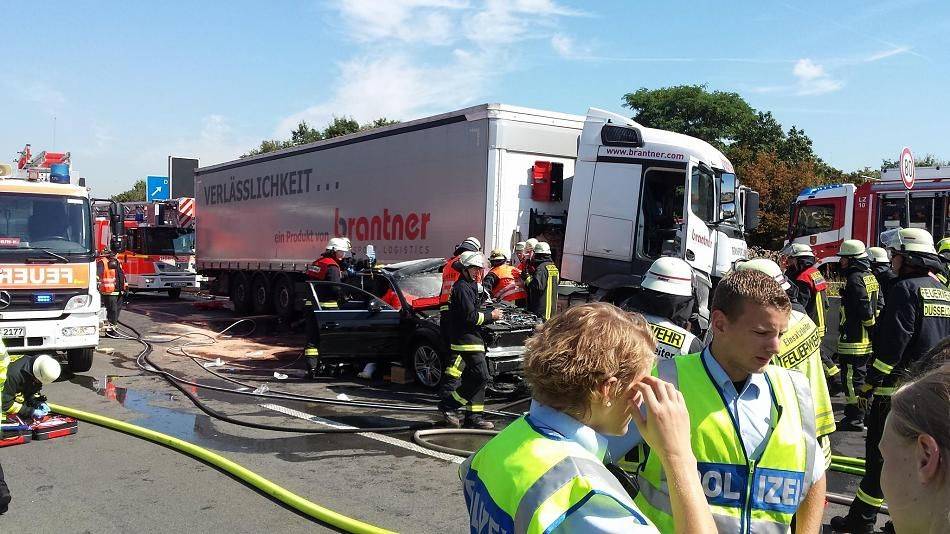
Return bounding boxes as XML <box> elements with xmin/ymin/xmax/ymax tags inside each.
<box><xmin>302</xmin><ymin>237</ymin><xmax>350</xmax><ymax>380</ymax></box>
<box><xmin>1</xmin><ymin>350</ymin><xmax>60</xmax><ymax>420</ymax></box>
<box><xmin>608</xmin><ymin>269</ymin><xmax>827</xmax><ymax>533</ymax></box>
<box><xmin>439</xmin><ymin>251</ymin><xmax>501</xmax><ymax>430</ymax></box>
<box><xmin>522</xmin><ymin>242</ymin><xmax>559</xmax><ymax>321</ymax></box>
<box><xmin>483</xmin><ymin>248</ymin><xmax>526</xmax><ymax>307</ymax></box>
<box><xmin>461</xmin><ymin>303</ymin><xmax>716</xmax><ymax>534</ymax></box>
<box><xmin>622</xmin><ymin>256</ymin><xmax>702</xmax><ymax>359</ymax></box>
<box><xmin>877</xmin><ymin>363</ymin><xmax>950</xmax><ymax>534</ymax></box>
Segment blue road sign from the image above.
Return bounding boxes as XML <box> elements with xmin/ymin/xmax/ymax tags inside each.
<box><xmin>146</xmin><ymin>175</ymin><xmax>170</xmax><ymax>201</ymax></box>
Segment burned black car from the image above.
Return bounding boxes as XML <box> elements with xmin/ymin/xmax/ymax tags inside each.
<box><xmin>303</xmin><ymin>258</ymin><xmax>541</xmax><ymax>389</ymax></box>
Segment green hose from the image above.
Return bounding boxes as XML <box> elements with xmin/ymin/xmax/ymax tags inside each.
<box><xmin>49</xmin><ymin>403</ymin><xmax>396</xmax><ymax>534</ymax></box>
<box><xmin>829</xmin><ymin>463</ymin><xmax>866</xmax><ymax>476</ymax></box>
<box><xmin>831</xmin><ymin>455</ymin><xmax>867</xmax><ymax>467</ymax></box>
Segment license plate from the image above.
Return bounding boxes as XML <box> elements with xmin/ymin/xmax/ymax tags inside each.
<box><xmin>171</xmin><ymin>283</ymin><xmax>187</xmax><ymax>288</ymax></box>
<box><xmin>0</xmin><ymin>327</ymin><xmax>24</xmax><ymax>337</ymax></box>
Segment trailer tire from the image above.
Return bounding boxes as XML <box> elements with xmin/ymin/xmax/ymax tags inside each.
<box><xmin>167</xmin><ymin>288</ymin><xmax>182</xmax><ymax>300</ymax></box>
<box><xmin>273</xmin><ymin>275</ymin><xmax>296</xmax><ymax>319</ymax></box>
<box><xmin>230</xmin><ymin>272</ymin><xmax>253</xmax><ymax>315</ymax></box>
<box><xmin>67</xmin><ymin>347</ymin><xmax>94</xmax><ymax>373</ymax></box>
<box><xmin>251</xmin><ymin>274</ymin><xmax>273</xmax><ymax>315</ymax></box>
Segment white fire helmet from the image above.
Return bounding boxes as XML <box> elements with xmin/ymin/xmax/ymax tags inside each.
<box><xmin>525</xmin><ymin>238</ymin><xmax>539</xmax><ymax>251</ymax></box>
<box><xmin>459</xmin><ymin>251</ymin><xmax>486</xmax><ymax>269</ymax></box>
<box><xmin>781</xmin><ymin>243</ymin><xmax>815</xmax><ymax>258</ymax></box>
<box><xmin>32</xmin><ymin>354</ymin><xmax>61</xmax><ymax>385</ymax></box>
<box><xmin>641</xmin><ymin>257</ymin><xmax>693</xmax><ymax>297</ymax></box>
<box><xmin>837</xmin><ymin>239</ymin><xmax>867</xmax><ymax>258</ymax></box>
<box><xmin>488</xmin><ymin>248</ymin><xmax>508</xmax><ymax>262</ymax></box>
<box><xmin>867</xmin><ymin>247</ymin><xmax>890</xmax><ymax>264</ymax></box>
<box><xmin>734</xmin><ymin>258</ymin><xmax>791</xmax><ymax>291</ymax></box>
<box><xmin>326</xmin><ymin>237</ymin><xmax>351</xmax><ymax>252</ymax></box>
<box><xmin>459</xmin><ymin>236</ymin><xmax>482</xmax><ymax>252</ymax></box>
<box><xmin>533</xmin><ymin>242</ymin><xmax>552</xmax><ymax>255</ymax></box>
<box><xmin>880</xmin><ymin>227</ymin><xmax>937</xmax><ymax>255</ymax></box>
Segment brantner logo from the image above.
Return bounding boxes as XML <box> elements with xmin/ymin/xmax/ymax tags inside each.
<box><xmin>334</xmin><ymin>208</ymin><xmax>431</xmax><ymax>241</ymax></box>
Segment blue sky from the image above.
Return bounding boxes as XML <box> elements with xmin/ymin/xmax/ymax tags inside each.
<box><xmin>3</xmin><ymin>0</ymin><xmax>948</xmax><ymax>196</ymax></box>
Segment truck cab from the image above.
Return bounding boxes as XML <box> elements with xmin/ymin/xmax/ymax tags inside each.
<box><xmin>562</xmin><ymin>108</ymin><xmax>759</xmax><ymax>320</ymax></box>
<box><xmin>0</xmin><ymin>147</ymin><xmax>105</xmax><ymax>371</ymax></box>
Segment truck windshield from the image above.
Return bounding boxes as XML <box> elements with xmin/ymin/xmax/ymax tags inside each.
<box><xmin>793</xmin><ymin>203</ymin><xmax>837</xmax><ymax>237</ymax></box>
<box><xmin>133</xmin><ymin>227</ymin><xmax>195</xmax><ymax>255</ymax></box>
<box><xmin>0</xmin><ymin>193</ymin><xmax>92</xmax><ymax>255</ymax></box>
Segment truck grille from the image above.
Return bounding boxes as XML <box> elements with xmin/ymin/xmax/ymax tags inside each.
<box><xmin>0</xmin><ymin>289</ymin><xmax>84</xmax><ymax>312</ymax></box>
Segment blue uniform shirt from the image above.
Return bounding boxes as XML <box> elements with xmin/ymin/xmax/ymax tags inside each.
<box><xmin>528</xmin><ymin>402</ymin><xmax>657</xmax><ymax>533</ymax></box>
<box><xmin>607</xmin><ymin>348</ymin><xmax>825</xmax><ymax>482</ymax></box>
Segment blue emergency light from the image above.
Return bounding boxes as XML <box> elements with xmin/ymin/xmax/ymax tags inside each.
<box><xmin>33</xmin><ymin>294</ymin><xmax>54</xmax><ymax>304</ymax></box>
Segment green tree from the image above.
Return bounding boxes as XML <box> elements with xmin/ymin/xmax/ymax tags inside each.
<box><xmin>622</xmin><ymin>84</ymin><xmax>756</xmax><ymax>151</ymax></box>
<box><xmin>243</xmin><ymin>116</ymin><xmax>400</xmax><ymax>158</ymax></box>
<box><xmin>880</xmin><ymin>153</ymin><xmax>949</xmax><ymax>171</ymax></box>
<box><xmin>111</xmin><ymin>179</ymin><xmax>146</xmax><ymax>202</ymax></box>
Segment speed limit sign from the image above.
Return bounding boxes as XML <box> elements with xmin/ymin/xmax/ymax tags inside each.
<box><xmin>900</xmin><ymin>147</ymin><xmax>915</xmax><ymax>189</ymax></box>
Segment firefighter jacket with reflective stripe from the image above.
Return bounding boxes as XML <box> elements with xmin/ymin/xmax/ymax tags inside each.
<box><xmin>459</xmin><ymin>416</ymin><xmax>651</xmax><ymax>533</ymax></box>
<box><xmin>634</xmin><ymin>354</ymin><xmax>817</xmax><ymax>534</ymax></box>
<box><xmin>867</xmin><ymin>275</ymin><xmax>950</xmax><ymax>393</ymax></box>
<box><xmin>484</xmin><ymin>264</ymin><xmax>527</xmax><ymax>303</ymax></box>
<box><xmin>525</xmin><ymin>261</ymin><xmax>559</xmax><ymax>320</ymax></box>
<box><xmin>1</xmin><ymin>352</ymin><xmax>43</xmax><ymax>416</ymax></box>
<box><xmin>440</xmin><ymin>255</ymin><xmax>462</xmax><ymax>311</ymax></box>
<box><xmin>775</xmin><ymin>310</ymin><xmax>835</xmax><ymax>439</ymax></box>
<box><xmin>449</xmin><ymin>276</ymin><xmax>494</xmax><ymax>352</ymax></box>
<box><xmin>97</xmin><ymin>256</ymin><xmax>118</xmax><ymax>295</ymax></box>
<box><xmin>642</xmin><ymin>313</ymin><xmax>701</xmax><ymax>359</ymax></box>
<box><xmin>871</xmin><ymin>265</ymin><xmax>898</xmax><ymax>304</ymax></box>
<box><xmin>838</xmin><ymin>265</ymin><xmax>878</xmax><ymax>357</ymax></box>
<box><xmin>307</xmin><ymin>256</ymin><xmax>342</xmax><ymax>308</ymax></box>
<box><xmin>793</xmin><ymin>266</ymin><xmax>828</xmax><ymax>337</ymax></box>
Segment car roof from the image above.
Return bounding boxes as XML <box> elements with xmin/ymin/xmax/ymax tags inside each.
<box><xmin>380</xmin><ymin>258</ymin><xmax>445</xmax><ymax>278</ymax></box>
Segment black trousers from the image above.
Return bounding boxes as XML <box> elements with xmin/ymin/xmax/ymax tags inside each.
<box><xmin>441</xmin><ymin>351</ymin><xmax>489</xmax><ymax>413</ymax></box>
<box><xmin>0</xmin><ymin>460</ymin><xmax>10</xmax><ymax>513</ymax></box>
<box><xmin>438</xmin><ymin>310</ymin><xmax>463</xmax><ymax>394</ymax></box>
<box><xmin>840</xmin><ymin>354</ymin><xmax>869</xmax><ymax>421</ymax></box>
<box><xmin>303</xmin><ymin>301</ymin><xmax>321</xmax><ymax>372</ymax></box>
<box><xmin>104</xmin><ymin>294</ymin><xmax>122</xmax><ymax>324</ymax></box>
<box><xmin>848</xmin><ymin>395</ymin><xmax>890</xmax><ymax>524</ymax></box>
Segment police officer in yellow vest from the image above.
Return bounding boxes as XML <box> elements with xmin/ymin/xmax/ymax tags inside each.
<box><xmin>835</xmin><ymin>240</ymin><xmax>879</xmax><ymax>431</ymax></box>
<box><xmin>461</xmin><ymin>303</ymin><xmax>717</xmax><ymax>534</ymax></box>
<box><xmin>609</xmin><ymin>270</ymin><xmax>826</xmax><ymax>534</ymax></box>
<box><xmin>735</xmin><ymin>259</ymin><xmax>836</xmax><ymax>469</ymax></box>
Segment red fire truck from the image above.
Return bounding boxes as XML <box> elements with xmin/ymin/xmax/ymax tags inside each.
<box><xmin>787</xmin><ymin>166</ymin><xmax>950</xmax><ymax>266</ymax></box>
<box><xmin>94</xmin><ymin>198</ymin><xmax>198</xmax><ymax>298</ymax></box>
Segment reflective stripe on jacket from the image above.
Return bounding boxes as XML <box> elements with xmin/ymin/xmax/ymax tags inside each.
<box><xmin>634</xmin><ymin>354</ymin><xmax>816</xmax><ymax>534</ymax></box>
<box><xmin>460</xmin><ymin>416</ymin><xmax>651</xmax><ymax>533</ymax></box>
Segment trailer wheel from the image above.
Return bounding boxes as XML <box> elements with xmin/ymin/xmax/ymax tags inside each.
<box><xmin>167</xmin><ymin>288</ymin><xmax>182</xmax><ymax>299</ymax></box>
<box><xmin>273</xmin><ymin>275</ymin><xmax>296</xmax><ymax>319</ymax></box>
<box><xmin>410</xmin><ymin>340</ymin><xmax>445</xmax><ymax>389</ymax></box>
<box><xmin>230</xmin><ymin>272</ymin><xmax>252</xmax><ymax>315</ymax></box>
<box><xmin>66</xmin><ymin>347</ymin><xmax>94</xmax><ymax>372</ymax></box>
<box><xmin>251</xmin><ymin>274</ymin><xmax>273</xmax><ymax>315</ymax></box>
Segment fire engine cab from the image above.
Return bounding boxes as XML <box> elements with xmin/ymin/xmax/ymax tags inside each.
<box><xmin>788</xmin><ymin>166</ymin><xmax>950</xmax><ymax>266</ymax></box>
<box><xmin>95</xmin><ymin>198</ymin><xmax>198</xmax><ymax>298</ymax></box>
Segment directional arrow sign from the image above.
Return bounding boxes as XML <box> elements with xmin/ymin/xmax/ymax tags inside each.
<box><xmin>146</xmin><ymin>175</ymin><xmax>170</xmax><ymax>201</ymax></box>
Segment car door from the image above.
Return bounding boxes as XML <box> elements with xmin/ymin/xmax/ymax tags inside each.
<box><xmin>306</xmin><ymin>281</ymin><xmax>402</xmax><ymax>359</ymax></box>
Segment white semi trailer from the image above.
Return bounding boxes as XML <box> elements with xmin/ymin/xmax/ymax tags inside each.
<box><xmin>195</xmin><ymin>103</ymin><xmax>758</xmax><ymax>319</ymax></box>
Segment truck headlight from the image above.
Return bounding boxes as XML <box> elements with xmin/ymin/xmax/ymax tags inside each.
<box><xmin>65</xmin><ymin>294</ymin><xmax>92</xmax><ymax>311</ymax></box>
<box><xmin>145</xmin><ymin>277</ymin><xmax>155</xmax><ymax>283</ymax></box>
<box><xmin>62</xmin><ymin>326</ymin><xmax>97</xmax><ymax>336</ymax></box>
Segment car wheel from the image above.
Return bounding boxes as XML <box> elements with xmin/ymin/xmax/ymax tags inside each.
<box><xmin>411</xmin><ymin>341</ymin><xmax>445</xmax><ymax>389</ymax></box>
<box><xmin>230</xmin><ymin>272</ymin><xmax>252</xmax><ymax>315</ymax></box>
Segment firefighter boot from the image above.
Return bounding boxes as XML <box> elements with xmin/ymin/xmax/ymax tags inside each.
<box><xmin>437</xmin><ymin>401</ymin><xmax>463</xmax><ymax>428</ymax></box>
<box><xmin>464</xmin><ymin>413</ymin><xmax>495</xmax><ymax>430</ymax></box>
<box><xmin>829</xmin><ymin>515</ymin><xmax>874</xmax><ymax>534</ymax></box>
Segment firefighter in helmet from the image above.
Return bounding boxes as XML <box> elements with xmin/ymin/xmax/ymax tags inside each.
<box><xmin>523</xmin><ymin>242</ymin><xmax>559</xmax><ymax>321</ymax></box>
<box><xmin>782</xmin><ymin>242</ymin><xmax>838</xmax><ymax>387</ymax></box>
<box><xmin>867</xmin><ymin>246</ymin><xmax>897</xmax><ymax>300</ymax></box>
<box><xmin>302</xmin><ymin>237</ymin><xmax>351</xmax><ymax>379</ymax></box>
<box><xmin>482</xmin><ymin>248</ymin><xmax>526</xmax><ymax>306</ymax></box>
<box><xmin>621</xmin><ymin>256</ymin><xmax>701</xmax><ymax>359</ymax></box>
<box><xmin>832</xmin><ymin>228</ymin><xmax>950</xmax><ymax>532</ymax></box>
<box><xmin>835</xmin><ymin>239</ymin><xmax>879</xmax><ymax>431</ymax></box>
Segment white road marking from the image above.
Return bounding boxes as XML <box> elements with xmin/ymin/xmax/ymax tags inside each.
<box><xmin>259</xmin><ymin>403</ymin><xmax>465</xmax><ymax>464</ymax></box>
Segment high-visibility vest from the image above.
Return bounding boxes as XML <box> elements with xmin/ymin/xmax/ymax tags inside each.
<box><xmin>488</xmin><ymin>264</ymin><xmax>527</xmax><ymax>303</ymax></box>
<box><xmin>795</xmin><ymin>267</ymin><xmax>828</xmax><ymax>336</ymax></box>
<box><xmin>774</xmin><ymin>310</ymin><xmax>836</xmax><ymax>452</ymax></box>
<box><xmin>460</xmin><ymin>416</ymin><xmax>652</xmax><ymax>533</ymax></box>
<box><xmin>439</xmin><ymin>255</ymin><xmax>461</xmax><ymax>311</ymax></box>
<box><xmin>642</xmin><ymin>312</ymin><xmax>697</xmax><ymax>359</ymax></box>
<box><xmin>98</xmin><ymin>257</ymin><xmax>117</xmax><ymax>295</ymax></box>
<box><xmin>307</xmin><ymin>256</ymin><xmax>340</xmax><ymax>309</ymax></box>
<box><xmin>634</xmin><ymin>354</ymin><xmax>817</xmax><ymax>534</ymax></box>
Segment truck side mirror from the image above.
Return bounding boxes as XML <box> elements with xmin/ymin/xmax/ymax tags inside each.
<box><xmin>744</xmin><ymin>190</ymin><xmax>761</xmax><ymax>230</ymax></box>
<box><xmin>720</xmin><ymin>173</ymin><xmax>737</xmax><ymax>220</ymax></box>
<box><xmin>110</xmin><ymin>235</ymin><xmax>127</xmax><ymax>253</ymax></box>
